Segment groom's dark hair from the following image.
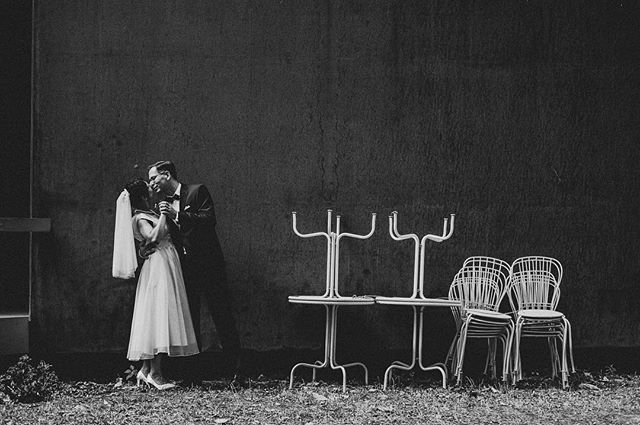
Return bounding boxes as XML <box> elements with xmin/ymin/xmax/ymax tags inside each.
<box><xmin>149</xmin><ymin>160</ymin><xmax>178</xmax><ymax>180</ymax></box>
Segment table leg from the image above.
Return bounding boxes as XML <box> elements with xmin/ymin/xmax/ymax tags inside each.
<box><xmin>328</xmin><ymin>305</ymin><xmax>369</xmax><ymax>392</ymax></box>
<box><xmin>289</xmin><ymin>304</ymin><xmax>369</xmax><ymax>392</ymax></box>
<box><xmin>417</xmin><ymin>306</ymin><xmax>448</xmax><ymax>388</ymax></box>
<box><xmin>289</xmin><ymin>305</ymin><xmax>331</xmax><ymax>389</ymax></box>
<box><xmin>383</xmin><ymin>306</ymin><xmax>418</xmax><ymax>390</ymax></box>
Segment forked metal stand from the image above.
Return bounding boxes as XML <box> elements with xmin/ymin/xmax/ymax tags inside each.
<box><xmin>376</xmin><ymin>211</ymin><xmax>459</xmax><ymax>390</ymax></box>
<box><xmin>288</xmin><ymin>210</ymin><xmax>376</xmax><ymax>392</ymax></box>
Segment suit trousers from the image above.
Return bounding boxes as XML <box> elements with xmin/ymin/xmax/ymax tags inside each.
<box><xmin>181</xmin><ymin>259</ymin><xmax>241</xmax><ymax>372</ymax></box>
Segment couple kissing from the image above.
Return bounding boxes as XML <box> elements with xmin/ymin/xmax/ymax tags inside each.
<box><xmin>112</xmin><ymin>160</ymin><xmax>241</xmax><ymax>389</ymax></box>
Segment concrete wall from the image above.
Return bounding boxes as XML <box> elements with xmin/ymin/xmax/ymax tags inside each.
<box><xmin>32</xmin><ymin>0</ymin><xmax>640</xmax><ymax>354</ymax></box>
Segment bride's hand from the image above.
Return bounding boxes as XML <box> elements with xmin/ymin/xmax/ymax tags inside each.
<box><xmin>158</xmin><ymin>201</ymin><xmax>177</xmax><ymax>220</ymax></box>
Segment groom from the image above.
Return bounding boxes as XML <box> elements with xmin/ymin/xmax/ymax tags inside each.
<box><xmin>147</xmin><ymin>160</ymin><xmax>242</xmax><ymax>380</ymax></box>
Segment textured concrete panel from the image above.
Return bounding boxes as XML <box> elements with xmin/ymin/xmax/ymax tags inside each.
<box><xmin>32</xmin><ymin>0</ymin><xmax>640</xmax><ymax>353</ymax></box>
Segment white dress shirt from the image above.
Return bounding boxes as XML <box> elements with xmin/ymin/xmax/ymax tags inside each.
<box><xmin>171</xmin><ymin>183</ymin><xmax>181</xmax><ymax>223</ymax></box>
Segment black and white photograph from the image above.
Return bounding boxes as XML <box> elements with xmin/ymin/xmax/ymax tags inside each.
<box><xmin>1</xmin><ymin>0</ymin><xmax>639</xmax><ymax>423</ymax></box>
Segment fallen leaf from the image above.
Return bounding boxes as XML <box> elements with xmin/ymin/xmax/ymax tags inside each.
<box><xmin>311</xmin><ymin>392</ymin><xmax>329</xmax><ymax>402</ymax></box>
<box><xmin>579</xmin><ymin>383</ymin><xmax>600</xmax><ymax>391</ymax></box>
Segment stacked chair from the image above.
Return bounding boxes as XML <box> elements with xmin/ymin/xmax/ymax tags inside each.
<box><xmin>446</xmin><ymin>255</ymin><xmax>574</xmax><ymax>388</ymax></box>
<box><xmin>507</xmin><ymin>256</ymin><xmax>575</xmax><ymax>388</ymax></box>
<box><xmin>446</xmin><ymin>256</ymin><xmax>514</xmax><ymax>384</ymax></box>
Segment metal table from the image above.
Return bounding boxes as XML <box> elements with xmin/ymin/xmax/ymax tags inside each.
<box><xmin>377</xmin><ymin>211</ymin><xmax>458</xmax><ymax>389</ymax></box>
<box><xmin>288</xmin><ymin>210</ymin><xmax>376</xmax><ymax>392</ymax></box>
<box><xmin>288</xmin><ymin>296</ymin><xmax>375</xmax><ymax>392</ymax></box>
<box><xmin>376</xmin><ymin>296</ymin><xmax>460</xmax><ymax>389</ymax></box>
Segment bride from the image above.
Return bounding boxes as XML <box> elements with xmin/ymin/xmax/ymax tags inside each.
<box><xmin>112</xmin><ymin>178</ymin><xmax>198</xmax><ymax>389</ymax></box>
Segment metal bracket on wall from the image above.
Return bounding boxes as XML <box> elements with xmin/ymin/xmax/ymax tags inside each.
<box><xmin>0</xmin><ymin>217</ymin><xmax>51</xmax><ymax>355</ymax></box>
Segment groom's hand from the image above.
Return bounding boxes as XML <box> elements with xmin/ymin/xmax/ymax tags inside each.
<box><xmin>139</xmin><ymin>241</ymin><xmax>157</xmax><ymax>259</ymax></box>
<box><xmin>158</xmin><ymin>201</ymin><xmax>177</xmax><ymax>221</ymax></box>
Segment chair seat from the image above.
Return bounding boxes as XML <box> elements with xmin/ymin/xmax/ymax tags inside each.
<box><xmin>464</xmin><ymin>309</ymin><xmax>512</xmax><ymax>320</ymax></box>
<box><xmin>517</xmin><ymin>309</ymin><xmax>564</xmax><ymax>319</ymax></box>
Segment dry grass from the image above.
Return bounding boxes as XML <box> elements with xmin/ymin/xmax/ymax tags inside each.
<box><xmin>1</xmin><ymin>373</ymin><xmax>640</xmax><ymax>424</ymax></box>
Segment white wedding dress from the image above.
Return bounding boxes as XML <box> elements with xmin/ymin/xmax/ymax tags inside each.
<box><xmin>127</xmin><ymin>212</ymin><xmax>199</xmax><ymax>360</ymax></box>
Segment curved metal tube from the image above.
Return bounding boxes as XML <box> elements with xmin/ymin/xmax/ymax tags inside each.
<box><xmin>337</xmin><ymin>213</ymin><xmax>377</xmax><ymax>241</ymax></box>
<box><xmin>421</xmin><ymin>214</ymin><xmax>455</xmax><ymax>243</ymax></box>
<box><xmin>419</xmin><ymin>214</ymin><xmax>455</xmax><ymax>296</ymax></box>
<box><xmin>334</xmin><ymin>213</ymin><xmax>376</xmax><ymax>297</ymax></box>
<box><xmin>389</xmin><ymin>213</ymin><xmax>420</xmax><ymax>298</ymax></box>
<box><xmin>383</xmin><ymin>305</ymin><xmax>419</xmax><ymax>389</ymax></box>
<box><xmin>292</xmin><ymin>211</ymin><xmax>333</xmax><ymax>297</ymax></box>
<box><xmin>417</xmin><ymin>306</ymin><xmax>448</xmax><ymax>388</ymax></box>
<box><xmin>292</xmin><ymin>211</ymin><xmax>331</xmax><ymax>239</ymax></box>
<box><xmin>390</xmin><ymin>211</ymin><xmax>419</xmax><ymax>242</ymax></box>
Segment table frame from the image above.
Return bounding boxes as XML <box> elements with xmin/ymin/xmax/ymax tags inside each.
<box><xmin>288</xmin><ymin>210</ymin><xmax>376</xmax><ymax>392</ymax></box>
<box><xmin>376</xmin><ymin>212</ymin><xmax>457</xmax><ymax>389</ymax></box>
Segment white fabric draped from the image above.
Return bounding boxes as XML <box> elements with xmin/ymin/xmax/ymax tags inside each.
<box><xmin>112</xmin><ymin>189</ymin><xmax>138</xmax><ymax>279</ymax></box>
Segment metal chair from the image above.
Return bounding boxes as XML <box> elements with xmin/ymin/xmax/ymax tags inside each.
<box><xmin>445</xmin><ymin>256</ymin><xmax>511</xmax><ymax>379</ymax></box>
<box><xmin>448</xmin><ymin>266</ymin><xmax>514</xmax><ymax>384</ymax></box>
<box><xmin>507</xmin><ymin>256</ymin><xmax>575</xmax><ymax>388</ymax></box>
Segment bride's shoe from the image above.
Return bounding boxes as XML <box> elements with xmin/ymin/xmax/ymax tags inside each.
<box><xmin>136</xmin><ymin>370</ymin><xmax>149</xmax><ymax>387</ymax></box>
<box><xmin>147</xmin><ymin>375</ymin><xmax>176</xmax><ymax>390</ymax></box>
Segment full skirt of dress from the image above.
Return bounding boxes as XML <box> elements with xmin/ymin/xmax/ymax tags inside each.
<box><xmin>127</xmin><ymin>241</ymin><xmax>199</xmax><ymax>360</ymax></box>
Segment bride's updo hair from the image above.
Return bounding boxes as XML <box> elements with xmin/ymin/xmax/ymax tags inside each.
<box><xmin>125</xmin><ymin>178</ymin><xmax>150</xmax><ymax>211</ymax></box>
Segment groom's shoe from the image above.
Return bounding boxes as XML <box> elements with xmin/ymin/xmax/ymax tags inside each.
<box><xmin>181</xmin><ymin>377</ymin><xmax>203</xmax><ymax>387</ymax></box>
<box><xmin>230</xmin><ymin>361</ymin><xmax>251</xmax><ymax>387</ymax></box>
<box><xmin>230</xmin><ymin>372</ymin><xmax>248</xmax><ymax>388</ymax></box>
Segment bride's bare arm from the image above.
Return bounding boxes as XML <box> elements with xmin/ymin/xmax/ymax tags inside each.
<box><xmin>136</xmin><ymin>214</ymin><xmax>168</xmax><ymax>243</ymax></box>
<box><xmin>152</xmin><ymin>214</ymin><xmax>169</xmax><ymax>243</ymax></box>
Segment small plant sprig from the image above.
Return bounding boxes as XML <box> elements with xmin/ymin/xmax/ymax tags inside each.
<box><xmin>0</xmin><ymin>355</ymin><xmax>61</xmax><ymax>403</ymax></box>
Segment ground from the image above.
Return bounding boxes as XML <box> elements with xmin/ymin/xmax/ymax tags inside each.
<box><xmin>1</xmin><ymin>372</ymin><xmax>639</xmax><ymax>424</ymax></box>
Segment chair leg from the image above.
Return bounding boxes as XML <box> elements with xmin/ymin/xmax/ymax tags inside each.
<box><xmin>512</xmin><ymin>321</ymin><xmax>523</xmax><ymax>383</ymax></box>
<box><xmin>446</xmin><ymin>328</ymin><xmax>460</xmax><ymax>375</ymax></box>
<box><xmin>492</xmin><ymin>338</ymin><xmax>499</xmax><ymax>380</ymax></box>
<box><xmin>561</xmin><ymin>324</ymin><xmax>569</xmax><ymax>389</ymax></box>
<box><xmin>484</xmin><ymin>338</ymin><xmax>497</xmax><ymax>380</ymax></box>
<box><xmin>455</xmin><ymin>322</ymin><xmax>470</xmax><ymax>385</ymax></box>
<box><xmin>565</xmin><ymin>319</ymin><xmax>576</xmax><ymax>373</ymax></box>
<box><xmin>548</xmin><ymin>337</ymin><xmax>559</xmax><ymax>379</ymax></box>
<box><xmin>503</xmin><ymin>326</ymin><xmax>514</xmax><ymax>383</ymax></box>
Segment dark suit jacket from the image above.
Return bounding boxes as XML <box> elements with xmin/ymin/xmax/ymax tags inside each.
<box><xmin>169</xmin><ymin>183</ymin><xmax>226</xmax><ymax>273</ymax></box>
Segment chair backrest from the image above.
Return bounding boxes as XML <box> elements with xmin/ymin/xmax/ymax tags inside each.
<box><xmin>510</xmin><ymin>256</ymin><xmax>563</xmax><ymax>286</ymax></box>
<box><xmin>507</xmin><ymin>270</ymin><xmax>561</xmax><ymax>312</ymax></box>
<box><xmin>448</xmin><ymin>267</ymin><xmax>504</xmax><ymax>314</ymax></box>
<box><xmin>462</xmin><ymin>256</ymin><xmax>510</xmax><ymax>294</ymax></box>
<box><xmin>507</xmin><ymin>256</ymin><xmax>563</xmax><ymax>312</ymax></box>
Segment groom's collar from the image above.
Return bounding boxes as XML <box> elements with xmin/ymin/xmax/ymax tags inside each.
<box><xmin>173</xmin><ymin>183</ymin><xmax>182</xmax><ymax>197</ymax></box>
